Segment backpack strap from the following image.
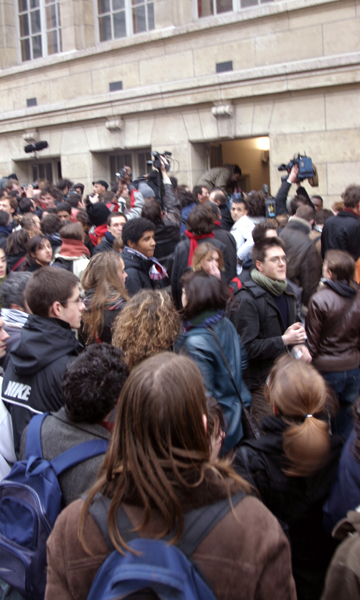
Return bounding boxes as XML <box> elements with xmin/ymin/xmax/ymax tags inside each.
<box><xmin>90</xmin><ymin>490</ymin><xmax>246</xmax><ymax>557</ymax></box>
<box><xmin>25</xmin><ymin>412</ymin><xmax>49</xmax><ymax>460</ymax></box>
<box><xmin>50</xmin><ymin>439</ymin><xmax>109</xmax><ymax>476</ymax></box>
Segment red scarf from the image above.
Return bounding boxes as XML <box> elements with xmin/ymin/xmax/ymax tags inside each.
<box><xmin>58</xmin><ymin>239</ymin><xmax>90</xmax><ymax>257</ymax></box>
<box><xmin>185</xmin><ymin>230</ymin><xmax>215</xmax><ymax>266</ymax></box>
<box><xmin>89</xmin><ymin>223</ymin><xmax>108</xmax><ymax>246</ymax></box>
<box><xmin>343</xmin><ymin>208</ymin><xmax>358</xmax><ymax>216</ymax></box>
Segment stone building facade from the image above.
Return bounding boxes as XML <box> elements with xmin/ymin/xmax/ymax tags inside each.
<box><xmin>0</xmin><ymin>0</ymin><xmax>359</xmax><ymax>204</ymax></box>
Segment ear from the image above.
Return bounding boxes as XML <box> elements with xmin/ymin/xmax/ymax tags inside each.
<box><xmin>255</xmin><ymin>260</ymin><xmax>264</xmax><ymax>274</ymax></box>
<box><xmin>202</xmin><ymin>414</ymin><xmax>207</xmax><ymax>433</ymax></box>
<box><xmin>127</xmin><ymin>239</ymin><xmax>135</xmax><ymax>249</ymax></box>
<box><xmin>49</xmin><ymin>300</ymin><xmax>62</xmax><ymax>319</ymax></box>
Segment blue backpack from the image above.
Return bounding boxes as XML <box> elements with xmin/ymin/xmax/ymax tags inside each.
<box><xmin>0</xmin><ymin>412</ymin><xmax>109</xmax><ymax>600</ymax></box>
<box><xmin>87</xmin><ymin>491</ymin><xmax>245</xmax><ymax>600</ymax></box>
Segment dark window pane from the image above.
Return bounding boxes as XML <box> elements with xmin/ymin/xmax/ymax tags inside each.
<box><xmin>30</xmin><ymin>9</ymin><xmax>41</xmax><ymax>34</ymax></box>
<box><xmin>148</xmin><ymin>2</ymin><xmax>154</xmax><ymax>30</ymax></box>
<box><xmin>48</xmin><ymin>29</ymin><xmax>58</xmax><ymax>53</ymax></box>
<box><xmin>112</xmin><ymin>0</ymin><xmax>124</xmax><ymax>10</ymax></box>
<box><xmin>32</xmin><ymin>34</ymin><xmax>42</xmax><ymax>58</ymax></box>
<box><xmin>133</xmin><ymin>4</ymin><xmax>146</xmax><ymax>33</ymax></box>
<box><xmin>198</xmin><ymin>0</ymin><xmax>214</xmax><ymax>18</ymax></box>
<box><xmin>98</xmin><ymin>0</ymin><xmax>110</xmax><ymax>14</ymax></box>
<box><xmin>46</xmin><ymin>163</ymin><xmax>53</xmax><ymax>182</ymax></box>
<box><xmin>21</xmin><ymin>37</ymin><xmax>31</xmax><ymax>61</ymax></box>
<box><xmin>46</xmin><ymin>4</ymin><xmax>57</xmax><ymax>29</ymax></box>
<box><xmin>99</xmin><ymin>15</ymin><xmax>111</xmax><ymax>40</ymax></box>
<box><xmin>241</xmin><ymin>0</ymin><xmax>258</xmax><ymax>6</ymax></box>
<box><xmin>110</xmin><ymin>156</ymin><xmax>116</xmax><ymax>177</ymax></box>
<box><xmin>18</xmin><ymin>0</ymin><xmax>27</xmax><ymax>12</ymax></box>
<box><xmin>57</xmin><ymin>2</ymin><xmax>61</xmax><ymax>26</ymax></box>
<box><xmin>30</xmin><ymin>0</ymin><xmax>39</xmax><ymax>8</ymax></box>
<box><xmin>216</xmin><ymin>0</ymin><xmax>232</xmax><ymax>12</ymax></box>
<box><xmin>114</xmin><ymin>10</ymin><xmax>126</xmax><ymax>37</ymax></box>
<box><xmin>20</xmin><ymin>13</ymin><xmax>29</xmax><ymax>36</ymax></box>
<box><xmin>59</xmin><ymin>28</ymin><xmax>62</xmax><ymax>50</ymax></box>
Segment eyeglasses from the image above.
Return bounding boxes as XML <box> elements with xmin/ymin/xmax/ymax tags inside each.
<box><xmin>59</xmin><ymin>296</ymin><xmax>84</xmax><ymax>306</ymax></box>
<box><xmin>265</xmin><ymin>255</ymin><xmax>288</xmax><ymax>265</ymax></box>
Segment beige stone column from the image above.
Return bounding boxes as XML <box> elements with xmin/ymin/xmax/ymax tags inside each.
<box><xmin>59</xmin><ymin>0</ymin><xmax>95</xmax><ymax>52</ymax></box>
<box><xmin>0</xmin><ymin>0</ymin><xmax>18</xmax><ymax>68</ymax></box>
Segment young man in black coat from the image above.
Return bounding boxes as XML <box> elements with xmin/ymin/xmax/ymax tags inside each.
<box><xmin>2</xmin><ymin>267</ymin><xmax>84</xmax><ymax>454</ymax></box>
<box><xmin>321</xmin><ymin>184</ymin><xmax>360</xmax><ymax>260</ymax></box>
<box><xmin>235</xmin><ymin>237</ymin><xmax>310</xmax><ymax>421</ymax></box>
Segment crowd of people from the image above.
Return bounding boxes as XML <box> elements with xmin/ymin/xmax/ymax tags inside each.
<box><xmin>0</xmin><ymin>160</ymin><xmax>360</xmax><ymax>600</ymax></box>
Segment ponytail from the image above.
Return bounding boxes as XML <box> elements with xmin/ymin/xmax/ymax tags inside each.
<box><xmin>266</xmin><ymin>355</ymin><xmax>331</xmax><ymax>477</ymax></box>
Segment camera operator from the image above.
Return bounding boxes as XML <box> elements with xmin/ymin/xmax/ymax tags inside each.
<box><xmin>275</xmin><ymin>163</ymin><xmax>315</xmax><ymax>216</ymax></box>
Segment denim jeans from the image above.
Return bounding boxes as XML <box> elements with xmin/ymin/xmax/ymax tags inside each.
<box><xmin>322</xmin><ymin>367</ymin><xmax>360</xmax><ymax>440</ymax></box>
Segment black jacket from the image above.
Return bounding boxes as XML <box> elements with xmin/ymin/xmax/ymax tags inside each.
<box><xmin>234</xmin><ymin>417</ymin><xmax>342</xmax><ymax>600</ymax></box>
<box><xmin>2</xmin><ymin>315</ymin><xmax>81</xmax><ymax>454</ymax></box>
<box><xmin>171</xmin><ymin>236</ymin><xmax>234</xmax><ymax>309</ymax></box>
<box><xmin>121</xmin><ymin>247</ymin><xmax>155</xmax><ymax>297</ymax></box>
<box><xmin>93</xmin><ymin>234</ymin><xmax>113</xmax><ymax>254</ymax></box>
<box><xmin>218</xmin><ymin>203</ymin><xmax>234</xmax><ymax>231</ymax></box>
<box><xmin>234</xmin><ymin>279</ymin><xmax>298</xmax><ymax>389</ymax></box>
<box><xmin>321</xmin><ymin>210</ymin><xmax>360</xmax><ymax>260</ymax></box>
<box><xmin>213</xmin><ymin>225</ymin><xmax>237</xmax><ymax>279</ymax></box>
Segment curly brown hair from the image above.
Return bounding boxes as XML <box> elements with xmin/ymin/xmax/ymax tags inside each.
<box><xmin>112</xmin><ymin>290</ymin><xmax>181</xmax><ymax>369</ymax></box>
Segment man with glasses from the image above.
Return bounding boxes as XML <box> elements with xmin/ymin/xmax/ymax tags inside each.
<box><xmin>2</xmin><ymin>268</ymin><xmax>84</xmax><ymax>454</ymax></box>
<box><xmin>235</xmin><ymin>237</ymin><xmax>311</xmax><ymax>422</ymax></box>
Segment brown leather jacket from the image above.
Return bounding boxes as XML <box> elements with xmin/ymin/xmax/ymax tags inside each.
<box><xmin>306</xmin><ymin>281</ymin><xmax>360</xmax><ymax>372</ymax></box>
<box><xmin>45</xmin><ymin>482</ymin><xmax>296</xmax><ymax>600</ymax></box>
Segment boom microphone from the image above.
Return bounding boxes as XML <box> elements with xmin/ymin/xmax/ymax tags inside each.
<box><xmin>24</xmin><ymin>141</ymin><xmax>49</xmax><ymax>153</ymax></box>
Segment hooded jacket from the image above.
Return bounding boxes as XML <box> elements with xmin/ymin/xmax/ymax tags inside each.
<box><xmin>121</xmin><ymin>246</ymin><xmax>155</xmax><ymax>296</ymax></box>
<box><xmin>2</xmin><ymin>315</ymin><xmax>81</xmax><ymax>454</ymax></box>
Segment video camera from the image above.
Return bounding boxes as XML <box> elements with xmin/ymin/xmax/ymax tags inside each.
<box><xmin>278</xmin><ymin>153</ymin><xmax>316</xmax><ymax>181</ymax></box>
<box><xmin>147</xmin><ymin>151</ymin><xmax>172</xmax><ymax>173</ymax></box>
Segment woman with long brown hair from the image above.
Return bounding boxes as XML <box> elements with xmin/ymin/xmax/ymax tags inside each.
<box><xmin>81</xmin><ymin>252</ymin><xmax>129</xmax><ymax>344</ymax></box>
<box><xmin>45</xmin><ymin>353</ymin><xmax>296</xmax><ymax>600</ymax></box>
<box><xmin>234</xmin><ymin>354</ymin><xmax>342</xmax><ymax>600</ymax></box>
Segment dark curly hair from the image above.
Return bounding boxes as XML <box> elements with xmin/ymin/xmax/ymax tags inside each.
<box><xmin>62</xmin><ymin>343</ymin><xmax>129</xmax><ymax>423</ymax></box>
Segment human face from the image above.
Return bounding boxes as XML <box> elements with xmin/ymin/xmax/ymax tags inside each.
<box><xmin>41</xmin><ymin>193</ymin><xmax>56</xmax><ymax>210</ymax></box>
<box><xmin>0</xmin><ymin>249</ymin><xmax>6</xmax><ymax>278</ymax></box>
<box><xmin>202</xmin><ymin>251</ymin><xmax>221</xmax><ymax>279</ymax></box>
<box><xmin>130</xmin><ymin>230</ymin><xmax>156</xmax><ymax>258</ymax></box>
<box><xmin>108</xmin><ymin>216</ymin><xmax>126</xmax><ymax>238</ymax></box>
<box><xmin>312</xmin><ymin>197</ymin><xmax>323</xmax><ymax>213</ymax></box>
<box><xmin>256</xmin><ymin>246</ymin><xmax>287</xmax><ymax>281</ymax></box>
<box><xmin>34</xmin><ymin>240</ymin><xmax>53</xmax><ymax>266</ymax></box>
<box><xmin>0</xmin><ymin>198</ymin><xmax>11</xmax><ymax>218</ymax></box>
<box><xmin>0</xmin><ymin>318</ymin><xmax>9</xmax><ymax>359</ymax></box>
<box><xmin>200</xmin><ymin>187</ymin><xmax>209</xmax><ymax>204</ymax></box>
<box><xmin>181</xmin><ymin>288</ymin><xmax>188</xmax><ymax>309</ymax></box>
<box><xmin>231</xmin><ymin>202</ymin><xmax>247</xmax><ymax>222</ymax></box>
<box><xmin>120</xmin><ymin>184</ymin><xmax>129</xmax><ymax>201</ymax></box>
<box><xmin>117</xmin><ymin>258</ymin><xmax>128</xmax><ymax>287</ymax></box>
<box><xmin>57</xmin><ymin>210</ymin><xmax>70</xmax><ymax>222</ymax></box>
<box><xmin>57</xmin><ymin>286</ymin><xmax>85</xmax><ymax>329</ymax></box>
<box><xmin>93</xmin><ymin>183</ymin><xmax>105</xmax><ymax>196</ymax></box>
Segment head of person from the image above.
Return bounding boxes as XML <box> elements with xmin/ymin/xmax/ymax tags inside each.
<box><xmin>25</xmin><ymin>267</ymin><xmax>84</xmax><ymax>328</ymax></box>
<box><xmin>209</xmin><ymin>189</ymin><xmax>227</xmax><ymax>207</ymax></box>
<box><xmin>186</xmin><ymin>204</ymin><xmax>214</xmax><ymax>236</ymax></box>
<box><xmin>245</xmin><ymin>191</ymin><xmax>265</xmax><ymax>218</ymax></box>
<box><xmin>0</xmin><ymin>196</ymin><xmax>16</xmax><ymax>221</ymax></box>
<box><xmin>40</xmin><ymin>186</ymin><xmax>61</xmax><ymax>210</ymax></box>
<box><xmin>141</xmin><ymin>199</ymin><xmax>163</xmax><ymax>226</ymax></box>
<box><xmin>230</xmin><ymin>198</ymin><xmax>248</xmax><ymax>223</ymax></box>
<box><xmin>41</xmin><ymin>213</ymin><xmax>62</xmax><ymax>236</ymax></box>
<box><xmin>62</xmin><ymin>343</ymin><xmax>129</xmax><ymax>424</ymax></box>
<box><xmin>289</xmin><ymin>195</ymin><xmax>307</xmax><ymax>216</ymax></box>
<box><xmin>68</xmin><ymin>193</ymin><xmax>83</xmax><ymax>209</ymax></box>
<box><xmin>5</xmin><ymin>229</ymin><xmax>29</xmax><ymax>257</ymax></box>
<box><xmin>230</xmin><ymin>164</ymin><xmax>242</xmax><ymax>185</ymax></box>
<box><xmin>192</xmin><ymin>242</ymin><xmax>224</xmax><ymax>279</ymax></box>
<box><xmin>56</xmin><ymin>202</ymin><xmax>72</xmax><ymax>223</ymax></box>
<box><xmin>121</xmin><ymin>218</ymin><xmax>156</xmax><ymax>258</ymax></box>
<box><xmin>74</xmin><ymin>183</ymin><xmax>84</xmax><ymax>197</ymax></box>
<box><xmin>76</xmin><ymin>209</ymin><xmax>92</xmax><ymax>233</ymax></box>
<box><xmin>311</xmin><ymin>195</ymin><xmax>323</xmax><ymax>213</ymax></box>
<box><xmin>295</xmin><ymin>205</ymin><xmax>314</xmax><ymax>226</ymax></box>
<box><xmin>0</xmin><ymin>317</ymin><xmax>9</xmax><ymax>359</ymax></box>
<box><xmin>177</xmin><ymin>189</ymin><xmax>197</xmax><ymax>209</ymax></box>
<box><xmin>314</xmin><ymin>209</ymin><xmax>333</xmax><ymax>229</ymax></box>
<box><xmin>323</xmin><ymin>249</ymin><xmax>355</xmax><ymax>284</ymax></box>
<box><xmin>57</xmin><ymin>178</ymin><xmax>73</xmax><ymax>196</ymax></box>
<box><xmin>342</xmin><ymin>184</ymin><xmax>360</xmax><ymax>215</ymax></box>
<box><xmin>24</xmin><ymin>235</ymin><xmax>53</xmax><ymax>268</ymax></box>
<box><xmin>0</xmin><ymin>271</ymin><xmax>32</xmax><ymax>312</ymax></box>
<box><xmin>192</xmin><ymin>185</ymin><xmax>209</xmax><ymax>205</ymax></box>
<box><xmin>19</xmin><ymin>197</ymin><xmax>35</xmax><ymax>215</ymax></box>
<box><xmin>112</xmin><ymin>290</ymin><xmax>180</xmax><ymax>369</ymax></box>
<box><xmin>251</xmin><ymin>237</ymin><xmax>287</xmax><ymax>281</ymax></box>
<box><xmin>0</xmin><ymin>247</ymin><xmax>7</xmax><ymax>280</ymax></box>
<box><xmin>265</xmin><ymin>355</ymin><xmax>331</xmax><ymax>477</ymax></box>
<box><xmin>79</xmin><ymin>352</ymin><xmax>250</xmax><ymax>552</ymax></box>
<box><xmin>181</xmin><ymin>270</ymin><xmax>228</xmax><ymax>318</ymax></box>
<box><xmin>81</xmin><ymin>253</ymin><xmax>129</xmax><ymax>342</ymax></box>
<box><xmin>59</xmin><ymin>222</ymin><xmax>84</xmax><ymax>242</ymax></box>
<box><xmin>21</xmin><ymin>213</ymin><xmax>41</xmax><ymax>237</ymax></box>
<box><xmin>0</xmin><ymin>205</ymin><xmax>11</xmax><ymax>226</ymax></box>
<box><xmin>107</xmin><ymin>213</ymin><xmax>127</xmax><ymax>238</ymax></box>
<box><xmin>252</xmin><ymin>221</ymin><xmax>277</xmax><ymax>245</ymax></box>
<box><xmin>92</xmin><ymin>180</ymin><xmax>108</xmax><ymax>196</ymax></box>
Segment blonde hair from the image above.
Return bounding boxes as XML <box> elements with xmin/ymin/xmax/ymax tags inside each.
<box><xmin>191</xmin><ymin>242</ymin><xmax>224</xmax><ymax>272</ymax></box>
<box><xmin>112</xmin><ymin>290</ymin><xmax>181</xmax><ymax>369</ymax></box>
<box><xmin>265</xmin><ymin>355</ymin><xmax>331</xmax><ymax>477</ymax></box>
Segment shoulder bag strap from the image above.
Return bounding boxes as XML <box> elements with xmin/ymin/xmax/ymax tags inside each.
<box><xmin>50</xmin><ymin>439</ymin><xmax>109</xmax><ymax>476</ymax></box>
<box><xmin>25</xmin><ymin>412</ymin><xmax>49</xmax><ymax>460</ymax></box>
<box><xmin>10</xmin><ymin>256</ymin><xmax>26</xmax><ymax>272</ymax></box>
